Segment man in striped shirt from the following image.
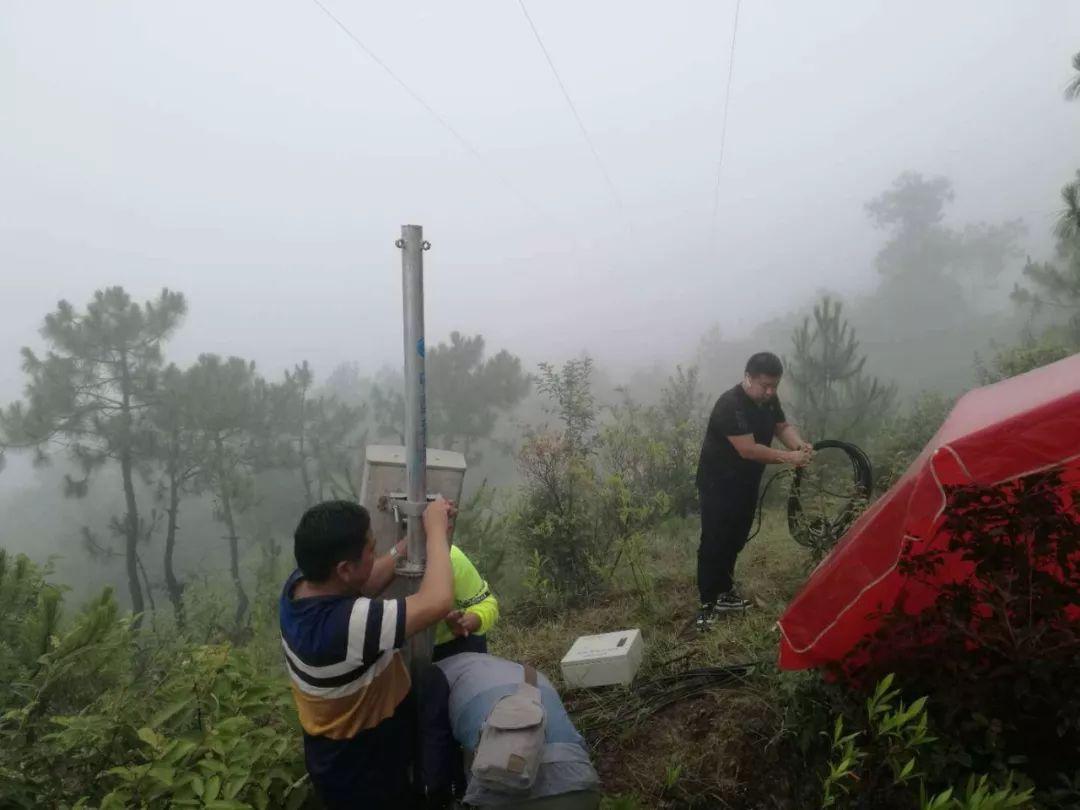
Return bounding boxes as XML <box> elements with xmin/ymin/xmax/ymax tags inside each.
<box><xmin>280</xmin><ymin>498</ymin><xmax>454</xmax><ymax>809</ymax></box>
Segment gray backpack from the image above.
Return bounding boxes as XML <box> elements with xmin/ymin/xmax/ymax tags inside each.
<box><xmin>470</xmin><ymin>664</ymin><xmax>547</xmax><ymax>794</ymax></box>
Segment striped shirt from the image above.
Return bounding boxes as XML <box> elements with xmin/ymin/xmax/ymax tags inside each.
<box><xmin>280</xmin><ymin>569</ymin><xmax>411</xmax><ymax>807</ymax></box>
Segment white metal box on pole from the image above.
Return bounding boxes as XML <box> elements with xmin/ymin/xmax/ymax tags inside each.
<box><xmin>359</xmin><ymin>444</ymin><xmax>467</xmax><ymax>600</ymax></box>
<box><xmin>560</xmin><ymin>629</ymin><xmax>644</xmax><ymax>688</ymax></box>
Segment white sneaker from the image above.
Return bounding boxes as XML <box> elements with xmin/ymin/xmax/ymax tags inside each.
<box><xmin>695</xmin><ymin>604</ymin><xmax>718</xmax><ymax>631</ymax></box>
<box><xmin>714</xmin><ymin>591</ymin><xmax>751</xmax><ymax>612</ymax></box>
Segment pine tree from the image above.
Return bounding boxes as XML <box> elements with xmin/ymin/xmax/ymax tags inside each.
<box><xmin>786</xmin><ymin>296</ymin><xmax>895</xmax><ymax>440</ymax></box>
<box><xmin>186</xmin><ymin>354</ymin><xmax>267</xmax><ymax>628</ymax></box>
<box><xmin>148</xmin><ymin>364</ymin><xmax>203</xmax><ymax>627</ymax></box>
<box><xmin>0</xmin><ymin>287</ymin><xmax>186</xmax><ymax>623</ymax></box>
<box><xmin>270</xmin><ymin>361</ymin><xmax>367</xmax><ymax>506</ymax></box>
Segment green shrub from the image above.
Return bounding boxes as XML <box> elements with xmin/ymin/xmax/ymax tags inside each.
<box><xmin>820</xmin><ymin>675</ymin><xmax>1035</xmax><ymax>809</ymax></box>
<box><xmin>0</xmin><ymin>553</ymin><xmax>310</xmax><ymax>809</ymax></box>
<box><xmin>870</xmin><ymin>391</ymin><xmax>953</xmax><ymax>494</ymax></box>
<box><xmin>841</xmin><ymin>469</ymin><xmax>1080</xmax><ymax>805</ymax></box>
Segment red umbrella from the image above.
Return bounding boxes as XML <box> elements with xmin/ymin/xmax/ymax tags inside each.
<box><xmin>778</xmin><ymin>352</ymin><xmax>1080</xmax><ymax>670</ymax></box>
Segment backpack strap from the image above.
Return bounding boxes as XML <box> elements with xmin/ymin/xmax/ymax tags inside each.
<box><xmin>523</xmin><ymin>664</ymin><xmax>538</xmax><ymax>687</ymax></box>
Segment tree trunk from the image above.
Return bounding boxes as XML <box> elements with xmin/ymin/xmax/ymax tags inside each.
<box><xmin>120</xmin><ymin>450</ymin><xmax>145</xmax><ymax>624</ymax></box>
<box><xmin>215</xmin><ymin>437</ymin><xmax>249</xmax><ymax>628</ymax></box>
<box><xmin>164</xmin><ymin>466</ymin><xmax>186</xmax><ymax>629</ymax></box>
<box><xmin>298</xmin><ymin>399</ymin><xmax>313</xmax><ymax>507</ymax></box>
<box><xmin>118</xmin><ymin>350</ymin><xmax>145</xmax><ymax>626</ymax></box>
<box><xmin>299</xmin><ymin>452</ymin><xmax>314</xmax><ymax>508</ymax></box>
<box><xmin>136</xmin><ymin>549</ymin><xmax>157</xmax><ymax>632</ymax></box>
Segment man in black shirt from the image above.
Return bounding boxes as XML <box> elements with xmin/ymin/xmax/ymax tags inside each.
<box><xmin>695</xmin><ymin>352</ymin><xmax>812</xmax><ymax>630</ymax></box>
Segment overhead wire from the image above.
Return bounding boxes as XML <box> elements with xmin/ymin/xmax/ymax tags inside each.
<box><xmin>709</xmin><ymin>0</ymin><xmax>742</xmax><ymax>248</ymax></box>
<box><xmin>516</xmin><ymin>0</ymin><xmax>624</xmax><ymax>212</ymax></box>
<box><xmin>307</xmin><ymin>0</ymin><xmax>551</xmax><ymax>222</ymax></box>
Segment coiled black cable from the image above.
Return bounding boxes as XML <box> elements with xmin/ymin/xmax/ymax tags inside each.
<box><xmin>746</xmin><ymin>439</ymin><xmax>873</xmax><ymax>550</ymax></box>
<box><xmin>787</xmin><ymin>439</ymin><xmax>873</xmax><ymax>552</ymax></box>
<box><xmin>746</xmin><ymin>468</ymin><xmax>792</xmax><ymax>542</ymax></box>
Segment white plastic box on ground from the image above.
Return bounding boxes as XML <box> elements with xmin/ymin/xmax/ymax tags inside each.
<box><xmin>560</xmin><ymin>629</ymin><xmax>644</xmax><ymax>688</ymax></box>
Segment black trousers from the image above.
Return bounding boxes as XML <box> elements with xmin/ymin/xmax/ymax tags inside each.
<box><xmin>432</xmin><ymin>632</ymin><xmax>487</xmax><ymax>663</ymax></box>
<box><xmin>419</xmin><ymin>665</ymin><xmax>463</xmax><ymax>804</ymax></box>
<box><xmin>697</xmin><ymin>483</ymin><xmax>757</xmax><ymax>604</ymax></box>
<box><xmin>306</xmin><ymin>692</ymin><xmax>416</xmax><ymax>809</ymax></box>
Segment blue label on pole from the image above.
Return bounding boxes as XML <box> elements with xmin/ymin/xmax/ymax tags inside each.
<box><xmin>417</xmin><ymin>338</ymin><xmax>425</xmax><ymax>358</ymax></box>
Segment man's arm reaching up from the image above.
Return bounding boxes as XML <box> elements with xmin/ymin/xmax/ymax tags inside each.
<box><xmin>361</xmin><ymin>538</ymin><xmax>407</xmax><ymax>598</ymax></box>
<box><xmin>403</xmin><ymin>498</ymin><xmax>455</xmax><ymax>638</ymax></box>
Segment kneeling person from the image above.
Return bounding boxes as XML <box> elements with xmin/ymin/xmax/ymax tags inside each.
<box><xmin>422</xmin><ymin>652</ymin><xmax>600</xmax><ymax>808</ymax></box>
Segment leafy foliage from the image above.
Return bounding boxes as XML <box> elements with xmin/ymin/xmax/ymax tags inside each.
<box><xmin>975</xmin><ymin>331</ymin><xmax>1076</xmax><ymax>385</ymax></box>
<box><xmin>859</xmin><ymin>171</ymin><xmax>1027</xmax><ymax>338</ymax></box>
<box><xmin>0</xmin><ymin>553</ymin><xmax>311</xmax><ymax>809</ymax></box>
<box><xmin>865</xmin><ymin>172</ymin><xmax>956</xmax><ymax>242</ymax></box>
<box><xmin>0</xmin><ymin>551</ymin><xmax>65</xmax><ymax>707</ymax></box>
<box><xmin>369</xmin><ymin>373</ymin><xmax>406</xmax><ymax>445</ymax></box>
<box><xmin>1011</xmin><ymin>154</ymin><xmax>1080</xmax><ymax>345</ymax></box>
<box><xmin>1066</xmin><ymin>50</ymin><xmax>1080</xmax><ymax>102</ymax></box>
<box><xmin>451</xmin><ymin>480</ymin><xmax>514</xmax><ymax>588</ymax></box>
<box><xmin>148</xmin><ymin>363</ymin><xmax>205</xmax><ymax>627</ymax></box>
<box><xmin>536</xmin><ymin>357</ymin><xmax>597</xmax><ymax>454</ymax></box>
<box><xmin>186</xmin><ymin>355</ymin><xmax>268</xmax><ymax>629</ymax></box>
<box><xmin>787</xmin><ymin>296</ymin><xmax>896</xmax><ymax>441</ymax></box>
<box><xmin>1013</xmin><ymin>226</ymin><xmax>1080</xmax><ymax>321</ymax></box>
<box><xmin>871</xmin><ymin>391</ymin><xmax>953</xmax><ymax>493</ymax></box>
<box><xmin>426</xmin><ymin>332</ymin><xmax>530</xmax><ymax>461</ymax></box>
<box><xmin>0</xmin><ymin>287</ymin><xmax>187</xmax><ymax>621</ymax></box>
<box><xmin>516</xmin><ymin>428</ymin><xmax>604</xmax><ymax>603</ymax></box>
<box><xmin>515</xmin><ymin>357</ymin><xmax>602</xmax><ymax>603</ymax></box>
<box><xmin>515</xmin><ymin>359</ymin><xmax>698</xmax><ymax>609</ymax></box>
<box><xmin>842</xmin><ymin>469</ymin><xmax>1080</xmax><ymax>803</ymax></box>
<box><xmin>368</xmin><ymin>333</ymin><xmax>530</xmax><ymax>463</ymax></box>
<box><xmin>820</xmin><ymin>675</ymin><xmax>1034</xmax><ymax>810</ymax></box>
<box><xmin>270</xmin><ymin>361</ymin><xmax>367</xmax><ymax>506</ymax></box>
<box><xmin>47</xmin><ymin>645</ymin><xmax>309</xmax><ymax>810</ymax></box>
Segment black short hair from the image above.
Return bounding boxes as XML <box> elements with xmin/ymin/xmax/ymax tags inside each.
<box><xmin>294</xmin><ymin>500</ymin><xmax>372</xmax><ymax>582</ymax></box>
<box><xmin>745</xmin><ymin>352</ymin><xmax>783</xmax><ymax>378</ymax></box>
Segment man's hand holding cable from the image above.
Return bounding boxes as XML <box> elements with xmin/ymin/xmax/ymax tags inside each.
<box><xmin>786</xmin><ymin>446</ymin><xmax>812</xmax><ymax>467</ymax></box>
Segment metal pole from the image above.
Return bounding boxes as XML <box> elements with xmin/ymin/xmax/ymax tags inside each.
<box><xmin>397</xmin><ymin>224</ymin><xmax>430</xmax><ymax>576</ymax></box>
<box><xmin>395</xmin><ymin>224</ymin><xmax>432</xmax><ymax>795</ymax></box>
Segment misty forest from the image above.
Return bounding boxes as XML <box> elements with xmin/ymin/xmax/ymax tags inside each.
<box><xmin>2</xmin><ymin>4</ymin><xmax>1080</xmax><ymax>809</ymax></box>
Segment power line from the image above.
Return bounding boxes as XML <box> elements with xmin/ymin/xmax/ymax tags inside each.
<box><xmin>308</xmin><ymin>0</ymin><xmax>548</xmax><ymax>220</ymax></box>
<box><xmin>710</xmin><ymin>0</ymin><xmax>742</xmax><ymax>238</ymax></box>
<box><xmin>516</xmin><ymin>0</ymin><xmax>623</xmax><ymax>211</ymax></box>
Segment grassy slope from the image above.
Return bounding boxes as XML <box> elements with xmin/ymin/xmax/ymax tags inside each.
<box><xmin>489</xmin><ymin>511</ymin><xmax>818</xmax><ymax>809</ymax></box>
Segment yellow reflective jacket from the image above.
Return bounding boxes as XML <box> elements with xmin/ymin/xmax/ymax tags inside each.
<box><xmin>434</xmin><ymin>545</ymin><xmax>499</xmax><ymax>647</ymax></box>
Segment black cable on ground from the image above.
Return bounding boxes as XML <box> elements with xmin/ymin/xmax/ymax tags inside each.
<box><xmin>570</xmin><ymin>661</ymin><xmax>765</xmax><ymax>740</ymax></box>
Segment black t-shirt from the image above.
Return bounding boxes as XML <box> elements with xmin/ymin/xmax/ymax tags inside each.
<box><xmin>696</xmin><ymin>384</ymin><xmax>786</xmax><ymax>492</ymax></box>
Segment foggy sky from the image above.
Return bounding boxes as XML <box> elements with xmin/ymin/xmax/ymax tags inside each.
<box><xmin>3</xmin><ymin>0</ymin><xmax>1079</xmax><ymax>409</ymax></box>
